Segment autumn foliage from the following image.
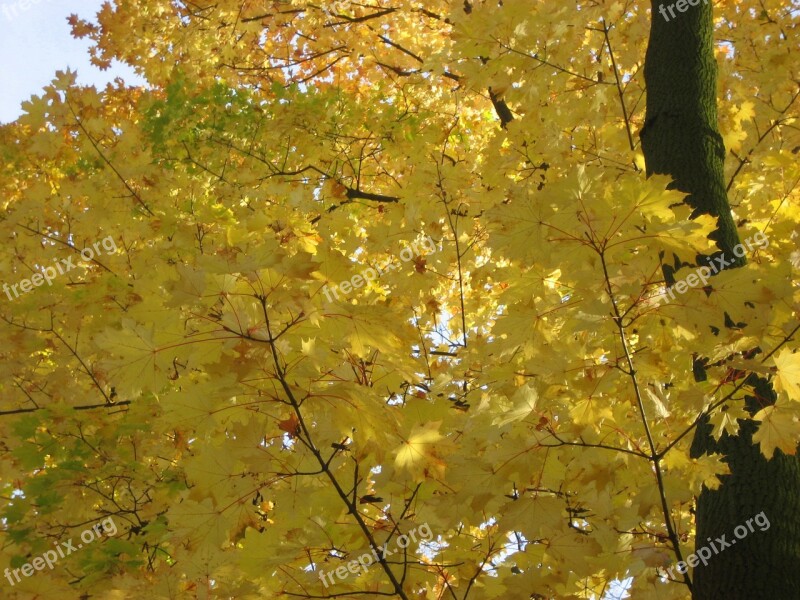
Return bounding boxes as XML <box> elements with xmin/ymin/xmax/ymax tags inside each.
<box><xmin>1</xmin><ymin>1</ymin><xmax>799</xmax><ymax>598</ymax></box>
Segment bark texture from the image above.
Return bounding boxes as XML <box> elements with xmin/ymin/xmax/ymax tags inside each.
<box><xmin>690</xmin><ymin>377</ymin><xmax>800</xmax><ymax>599</ymax></box>
<box><xmin>641</xmin><ymin>0</ymin><xmax>741</xmax><ymax>264</ymax></box>
<box><xmin>641</xmin><ymin>2</ymin><xmax>800</xmax><ymax>598</ymax></box>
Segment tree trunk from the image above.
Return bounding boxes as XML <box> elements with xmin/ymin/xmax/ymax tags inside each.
<box><xmin>641</xmin><ymin>2</ymin><xmax>800</xmax><ymax>598</ymax></box>
<box><xmin>690</xmin><ymin>378</ymin><xmax>800</xmax><ymax>598</ymax></box>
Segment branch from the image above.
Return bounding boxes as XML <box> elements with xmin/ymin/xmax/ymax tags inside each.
<box><xmin>345</xmin><ymin>187</ymin><xmax>399</xmax><ymax>202</ymax></box>
<box><xmin>66</xmin><ymin>101</ymin><xmax>154</xmax><ymax>217</ymax></box>
<box><xmin>726</xmin><ymin>88</ymin><xmax>799</xmax><ymax>192</ymax></box>
<box><xmin>260</xmin><ymin>297</ymin><xmax>411</xmax><ymax>600</ymax></box>
<box><xmin>15</xmin><ymin>222</ymin><xmax>116</xmax><ymax>275</ymax></box>
<box><xmin>0</xmin><ymin>400</ymin><xmax>131</xmax><ymax>417</ymax></box>
<box><xmin>598</xmin><ymin>244</ymin><xmax>692</xmax><ymax>590</ymax></box>
<box><xmin>240</xmin><ymin>8</ymin><xmax>303</xmax><ymax>23</ymax></box>
<box><xmin>488</xmin><ymin>88</ymin><xmax>514</xmax><ymax>128</ymax></box>
<box><xmin>600</xmin><ymin>18</ymin><xmax>635</xmax><ymax>151</ymax></box>
<box><xmin>657</xmin><ymin>321</ymin><xmax>800</xmax><ymax>458</ymax></box>
<box><xmin>325</xmin><ymin>7</ymin><xmax>396</xmax><ymax>27</ymax></box>
<box><xmin>539</xmin><ymin>429</ymin><xmax>650</xmax><ymax>460</ymax></box>
<box><xmin>493</xmin><ymin>38</ymin><xmax>607</xmax><ymax>86</ymax></box>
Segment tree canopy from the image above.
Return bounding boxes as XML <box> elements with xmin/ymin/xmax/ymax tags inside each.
<box><xmin>1</xmin><ymin>1</ymin><xmax>799</xmax><ymax>598</ymax></box>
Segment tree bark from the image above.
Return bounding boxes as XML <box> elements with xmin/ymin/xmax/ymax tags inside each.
<box><xmin>690</xmin><ymin>378</ymin><xmax>800</xmax><ymax>598</ymax></box>
<box><xmin>641</xmin><ymin>2</ymin><xmax>800</xmax><ymax>598</ymax></box>
<box><xmin>641</xmin><ymin>0</ymin><xmax>738</xmax><ymax>258</ymax></box>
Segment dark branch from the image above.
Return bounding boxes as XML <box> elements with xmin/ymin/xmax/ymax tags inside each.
<box><xmin>488</xmin><ymin>88</ymin><xmax>514</xmax><ymax>128</ymax></box>
<box><xmin>1</xmin><ymin>401</ymin><xmax>131</xmax><ymax>417</ymax></box>
<box><xmin>345</xmin><ymin>188</ymin><xmax>399</xmax><ymax>202</ymax></box>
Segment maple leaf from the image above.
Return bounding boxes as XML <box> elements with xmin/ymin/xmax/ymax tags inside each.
<box><xmin>753</xmin><ymin>400</ymin><xmax>800</xmax><ymax>459</ymax></box>
<box><xmin>773</xmin><ymin>349</ymin><xmax>800</xmax><ymax>401</ymax></box>
<box><xmin>493</xmin><ymin>383</ymin><xmax>538</xmax><ymax>426</ymax></box>
<box><xmin>393</xmin><ymin>421</ymin><xmax>448</xmax><ymax>481</ymax></box>
<box><xmin>278</xmin><ymin>414</ymin><xmax>301</xmax><ymax>439</ymax></box>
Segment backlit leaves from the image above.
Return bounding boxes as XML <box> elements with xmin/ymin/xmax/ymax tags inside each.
<box><xmin>0</xmin><ymin>1</ymin><xmax>798</xmax><ymax>599</ymax></box>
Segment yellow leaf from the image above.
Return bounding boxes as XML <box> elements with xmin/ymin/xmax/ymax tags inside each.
<box><xmin>773</xmin><ymin>349</ymin><xmax>800</xmax><ymax>401</ymax></box>
<box><xmin>493</xmin><ymin>383</ymin><xmax>538</xmax><ymax>426</ymax></box>
<box><xmin>570</xmin><ymin>397</ymin><xmax>613</xmax><ymax>426</ymax></box>
<box><xmin>708</xmin><ymin>402</ymin><xmax>750</xmax><ymax>439</ymax></box>
<box><xmin>753</xmin><ymin>401</ymin><xmax>800</xmax><ymax>459</ymax></box>
<box><xmin>393</xmin><ymin>421</ymin><xmax>447</xmax><ymax>481</ymax></box>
